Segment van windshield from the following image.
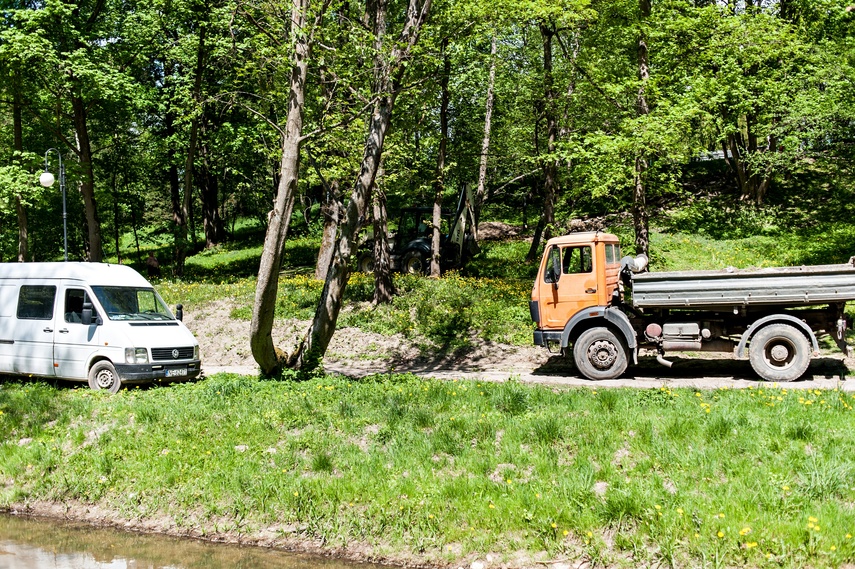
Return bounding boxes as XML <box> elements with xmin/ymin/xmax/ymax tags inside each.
<box><xmin>90</xmin><ymin>286</ymin><xmax>174</xmax><ymax>321</ymax></box>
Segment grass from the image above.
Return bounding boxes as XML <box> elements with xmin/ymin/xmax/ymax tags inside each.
<box><xmin>2</xmin><ymin>376</ymin><xmax>855</xmax><ymax>567</ymax></box>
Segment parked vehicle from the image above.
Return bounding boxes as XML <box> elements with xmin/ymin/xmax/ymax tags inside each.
<box><xmin>357</xmin><ymin>185</ymin><xmax>478</xmax><ymax>274</ymax></box>
<box><xmin>531</xmin><ymin>232</ymin><xmax>855</xmax><ymax>381</ymax></box>
<box><xmin>0</xmin><ymin>262</ymin><xmax>201</xmax><ymax>392</ymax></box>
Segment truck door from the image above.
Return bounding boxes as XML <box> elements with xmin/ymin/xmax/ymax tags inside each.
<box><xmin>53</xmin><ymin>285</ymin><xmax>100</xmax><ymax>380</ymax></box>
<box><xmin>539</xmin><ymin>244</ymin><xmax>599</xmax><ymax>328</ymax></box>
<box><xmin>12</xmin><ymin>284</ymin><xmax>58</xmax><ymax>377</ymax></box>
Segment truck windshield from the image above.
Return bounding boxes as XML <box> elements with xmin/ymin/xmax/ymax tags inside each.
<box><xmin>90</xmin><ymin>286</ymin><xmax>174</xmax><ymax>321</ymax></box>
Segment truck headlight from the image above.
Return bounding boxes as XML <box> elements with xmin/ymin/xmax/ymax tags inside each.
<box><xmin>125</xmin><ymin>348</ymin><xmax>149</xmax><ymax>364</ymax></box>
<box><xmin>194</xmin><ymin>345</ymin><xmax>199</xmax><ymax>360</ymax></box>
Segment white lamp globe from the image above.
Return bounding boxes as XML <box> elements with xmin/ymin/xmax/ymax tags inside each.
<box><xmin>39</xmin><ymin>171</ymin><xmax>56</xmax><ymax>188</ymax></box>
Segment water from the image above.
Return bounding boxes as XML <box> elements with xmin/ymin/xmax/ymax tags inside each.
<box><xmin>0</xmin><ymin>514</ymin><xmax>373</xmax><ymax>569</ymax></box>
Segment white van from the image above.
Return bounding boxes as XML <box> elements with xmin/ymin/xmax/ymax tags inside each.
<box><xmin>0</xmin><ymin>262</ymin><xmax>201</xmax><ymax>392</ymax></box>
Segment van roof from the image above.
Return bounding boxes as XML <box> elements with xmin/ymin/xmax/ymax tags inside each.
<box><xmin>0</xmin><ymin>262</ymin><xmax>152</xmax><ymax>288</ymax></box>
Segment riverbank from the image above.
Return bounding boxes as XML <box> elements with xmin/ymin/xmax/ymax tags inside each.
<box><xmin>2</xmin><ymin>373</ymin><xmax>855</xmax><ymax>568</ymax></box>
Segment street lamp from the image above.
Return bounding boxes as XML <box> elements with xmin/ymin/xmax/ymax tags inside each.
<box><xmin>39</xmin><ymin>148</ymin><xmax>67</xmax><ymax>261</ymax></box>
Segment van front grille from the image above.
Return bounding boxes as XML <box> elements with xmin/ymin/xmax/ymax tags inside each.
<box><xmin>151</xmin><ymin>347</ymin><xmax>195</xmax><ymax>361</ymax></box>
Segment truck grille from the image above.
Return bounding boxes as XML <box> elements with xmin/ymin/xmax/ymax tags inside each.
<box><xmin>151</xmin><ymin>347</ymin><xmax>195</xmax><ymax>361</ymax></box>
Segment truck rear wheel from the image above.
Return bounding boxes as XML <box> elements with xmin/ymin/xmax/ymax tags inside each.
<box><xmin>88</xmin><ymin>361</ymin><xmax>122</xmax><ymax>393</ymax></box>
<box><xmin>402</xmin><ymin>250</ymin><xmax>428</xmax><ymax>275</ymax></box>
<box><xmin>357</xmin><ymin>252</ymin><xmax>375</xmax><ymax>273</ymax></box>
<box><xmin>573</xmin><ymin>327</ymin><xmax>628</xmax><ymax>380</ymax></box>
<box><xmin>749</xmin><ymin>323</ymin><xmax>811</xmax><ymax>382</ymax></box>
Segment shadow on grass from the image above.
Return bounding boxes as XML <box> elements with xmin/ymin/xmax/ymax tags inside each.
<box><xmin>533</xmin><ymin>355</ymin><xmax>850</xmax><ymax>383</ymax></box>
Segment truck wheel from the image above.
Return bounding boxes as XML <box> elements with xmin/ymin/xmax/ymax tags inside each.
<box><xmin>573</xmin><ymin>327</ymin><xmax>628</xmax><ymax>380</ymax></box>
<box><xmin>402</xmin><ymin>250</ymin><xmax>428</xmax><ymax>275</ymax></box>
<box><xmin>88</xmin><ymin>361</ymin><xmax>122</xmax><ymax>394</ymax></box>
<box><xmin>357</xmin><ymin>252</ymin><xmax>375</xmax><ymax>273</ymax></box>
<box><xmin>749</xmin><ymin>323</ymin><xmax>810</xmax><ymax>382</ymax></box>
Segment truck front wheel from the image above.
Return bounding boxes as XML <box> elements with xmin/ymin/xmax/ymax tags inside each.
<box><xmin>749</xmin><ymin>323</ymin><xmax>811</xmax><ymax>382</ymax></box>
<box><xmin>402</xmin><ymin>250</ymin><xmax>428</xmax><ymax>275</ymax></box>
<box><xmin>573</xmin><ymin>327</ymin><xmax>628</xmax><ymax>380</ymax></box>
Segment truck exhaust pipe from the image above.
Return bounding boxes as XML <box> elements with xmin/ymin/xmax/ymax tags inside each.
<box><xmin>656</xmin><ymin>353</ymin><xmax>674</xmax><ymax>368</ymax></box>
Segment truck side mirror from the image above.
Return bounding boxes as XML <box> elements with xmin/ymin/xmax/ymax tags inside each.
<box><xmin>551</xmin><ymin>253</ymin><xmax>561</xmax><ymax>287</ymax></box>
<box><xmin>176</xmin><ymin>303</ymin><xmax>184</xmax><ymax>322</ymax></box>
<box><xmin>81</xmin><ymin>302</ymin><xmax>94</xmax><ymax>326</ymax></box>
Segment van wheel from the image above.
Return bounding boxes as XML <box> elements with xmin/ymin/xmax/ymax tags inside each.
<box><xmin>573</xmin><ymin>327</ymin><xmax>628</xmax><ymax>380</ymax></box>
<box><xmin>88</xmin><ymin>361</ymin><xmax>122</xmax><ymax>394</ymax></box>
<box><xmin>749</xmin><ymin>323</ymin><xmax>810</xmax><ymax>382</ymax></box>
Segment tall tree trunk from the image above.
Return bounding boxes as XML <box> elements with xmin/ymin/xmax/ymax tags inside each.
<box><xmin>372</xmin><ymin>165</ymin><xmax>395</xmax><ymax>304</ymax></box>
<box><xmin>633</xmin><ymin>0</ymin><xmax>651</xmax><ymax>260</ymax></box>
<box><xmin>315</xmin><ymin>179</ymin><xmax>340</xmax><ymax>280</ymax></box>
<box><xmin>199</xmin><ymin>134</ymin><xmax>225</xmax><ymax>248</ymax></box>
<box><xmin>474</xmin><ymin>35</ymin><xmax>497</xmax><ymax>231</ymax></box>
<box><xmin>12</xmin><ymin>83</ymin><xmax>27</xmax><ymax>262</ymax></box>
<box><xmin>287</xmin><ymin>0</ymin><xmax>432</xmax><ymax>372</ymax></box>
<box><xmin>179</xmin><ymin>23</ymin><xmax>207</xmax><ymax>269</ymax></box>
<box><xmin>250</xmin><ymin>0</ymin><xmax>314</xmax><ymax>375</ymax></box>
<box><xmin>71</xmin><ymin>95</ymin><xmax>103</xmax><ymax>262</ymax></box>
<box><xmin>430</xmin><ymin>38</ymin><xmax>450</xmax><ymax>277</ymax></box>
<box><xmin>166</xmin><ymin>113</ymin><xmax>186</xmax><ymax>275</ymax></box>
<box><xmin>540</xmin><ymin>23</ymin><xmax>558</xmax><ymax>244</ymax></box>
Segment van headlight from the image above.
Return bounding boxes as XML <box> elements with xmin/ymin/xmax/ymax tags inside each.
<box><xmin>194</xmin><ymin>345</ymin><xmax>199</xmax><ymax>360</ymax></box>
<box><xmin>125</xmin><ymin>348</ymin><xmax>149</xmax><ymax>364</ymax></box>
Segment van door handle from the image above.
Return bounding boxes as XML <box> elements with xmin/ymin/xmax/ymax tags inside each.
<box><xmin>43</xmin><ymin>327</ymin><xmax>53</xmax><ymax>333</ymax></box>
<box><xmin>585</xmin><ymin>288</ymin><xmax>597</xmax><ymax>294</ymax></box>
<box><xmin>58</xmin><ymin>328</ymin><xmax>69</xmax><ymax>334</ymax></box>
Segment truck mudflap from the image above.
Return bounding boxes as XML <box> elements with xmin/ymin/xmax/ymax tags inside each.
<box><xmin>560</xmin><ymin>306</ymin><xmax>638</xmax><ymax>365</ymax></box>
<box><xmin>736</xmin><ymin>315</ymin><xmax>819</xmax><ymax>359</ymax></box>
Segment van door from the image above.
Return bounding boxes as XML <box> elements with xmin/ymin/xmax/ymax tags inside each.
<box><xmin>53</xmin><ymin>285</ymin><xmax>100</xmax><ymax>380</ymax></box>
<box><xmin>13</xmin><ymin>284</ymin><xmax>58</xmax><ymax>377</ymax></box>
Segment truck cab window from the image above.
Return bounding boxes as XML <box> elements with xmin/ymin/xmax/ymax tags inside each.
<box><xmin>17</xmin><ymin>285</ymin><xmax>56</xmax><ymax>320</ymax></box>
<box><xmin>562</xmin><ymin>246</ymin><xmax>593</xmax><ymax>274</ymax></box>
<box><xmin>64</xmin><ymin>289</ymin><xmax>91</xmax><ymax>323</ymax></box>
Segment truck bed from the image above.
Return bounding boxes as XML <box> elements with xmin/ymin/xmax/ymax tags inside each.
<box><xmin>630</xmin><ymin>261</ymin><xmax>855</xmax><ymax>309</ymax></box>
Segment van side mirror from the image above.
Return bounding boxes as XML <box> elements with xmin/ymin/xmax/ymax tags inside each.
<box><xmin>176</xmin><ymin>303</ymin><xmax>184</xmax><ymax>322</ymax></box>
<box><xmin>82</xmin><ymin>302</ymin><xmax>94</xmax><ymax>326</ymax></box>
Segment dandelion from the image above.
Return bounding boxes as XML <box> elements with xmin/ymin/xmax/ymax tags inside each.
<box><xmin>782</xmin><ymin>485</ymin><xmax>790</xmax><ymax>491</ymax></box>
<box><xmin>654</xmin><ymin>504</ymin><xmax>661</xmax><ymax>510</ymax></box>
<box><xmin>488</xmin><ymin>503</ymin><xmax>495</xmax><ymax>509</ymax></box>
<box><xmin>717</xmin><ymin>531</ymin><xmax>724</xmax><ymax>538</ymax></box>
<box><xmin>739</xmin><ymin>527</ymin><xmax>751</xmax><ymax>536</ymax></box>
<box><xmin>745</xmin><ymin>542</ymin><xmax>758</xmax><ymax>549</ymax></box>
<box><xmin>429</xmin><ymin>514</ymin><xmax>434</xmax><ymax>519</ymax></box>
<box><xmin>563</xmin><ymin>530</ymin><xmax>569</xmax><ymax>536</ymax></box>
<box><xmin>831</xmin><ymin>546</ymin><xmax>837</xmax><ymax>551</ymax></box>
<box><xmin>809</xmin><ymin>516</ymin><xmax>818</xmax><ymax>523</ymax></box>
<box><xmin>293</xmin><ymin>491</ymin><xmax>299</xmax><ymax>497</ymax></box>
<box><xmin>677</xmin><ymin>508</ymin><xmax>684</xmax><ymax>516</ymax></box>
<box><xmin>718</xmin><ymin>513</ymin><xmax>725</xmax><ymax>519</ymax></box>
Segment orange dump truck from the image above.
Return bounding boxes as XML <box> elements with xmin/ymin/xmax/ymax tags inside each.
<box><xmin>530</xmin><ymin>232</ymin><xmax>855</xmax><ymax>381</ymax></box>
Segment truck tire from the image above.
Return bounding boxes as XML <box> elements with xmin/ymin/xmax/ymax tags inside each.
<box><xmin>749</xmin><ymin>323</ymin><xmax>811</xmax><ymax>382</ymax></box>
<box><xmin>402</xmin><ymin>250</ymin><xmax>428</xmax><ymax>275</ymax></box>
<box><xmin>88</xmin><ymin>361</ymin><xmax>122</xmax><ymax>393</ymax></box>
<box><xmin>573</xmin><ymin>327</ymin><xmax>628</xmax><ymax>380</ymax></box>
<box><xmin>357</xmin><ymin>252</ymin><xmax>375</xmax><ymax>273</ymax></box>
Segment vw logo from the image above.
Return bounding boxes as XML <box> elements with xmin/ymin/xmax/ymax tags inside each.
<box><xmin>171</xmin><ymin>349</ymin><xmax>179</xmax><ymax>359</ymax></box>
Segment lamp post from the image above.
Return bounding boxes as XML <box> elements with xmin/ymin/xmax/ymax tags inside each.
<box><xmin>39</xmin><ymin>148</ymin><xmax>67</xmax><ymax>261</ymax></box>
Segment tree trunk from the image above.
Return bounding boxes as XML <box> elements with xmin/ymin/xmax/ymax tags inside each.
<box><xmin>372</xmin><ymin>167</ymin><xmax>395</xmax><ymax>304</ymax></box>
<box><xmin>539</xmin><ymin>23</ymin><xmax>558</xmax><ymax>244</ymax></box>
<box><xmin>12</xmin><ymin>84</ymin><xmax>27</xmax><ymax>262</ymax></box>
<box><xmin>474</xmin><ymin>35</ymin><xmax>497</xmax><ymax>231</ymax></box>
<box><xmin>633</xmin><ymin>0</ymin><xmax>651</xmax><ymax>259</ymax></box>
<box><xmin>287</xmin><ymin>0</ymin><xmax>432</xmax><ymax>372</ymax></box>
<box><xmin>315</xmin><ymin>179</ymin><xmax>340</xmax><ymax>281</ymax></box>
<box><xmin>199</xmin><ymin>133</ymin><xmax>225</xmax><ymax>248</ymax></box>
<box><xmin>71</xmin><ymin>95</ymin><xmax>103</xmax><ymax>263</ymax></box>
<box><xmin>166</xmin><ymin>113</ymin><xmax>186</xmax><ymax>275</ymax></box>
<box><xmin>430</xmin><ymin>38</ymin><xmax>450</xmax><ymax>277</ymax></box>
<box><xmin>250</xmin><ymin>0</ymin><xmax>313</xmax><ymax>375</ymax></box>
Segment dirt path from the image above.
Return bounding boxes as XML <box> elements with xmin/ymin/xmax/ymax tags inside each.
<box><xmin>187</xmin><ymin>299</ymin><xmax>855</xmax><ymax>392</ymax></box>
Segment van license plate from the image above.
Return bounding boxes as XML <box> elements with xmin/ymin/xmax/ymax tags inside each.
<box><xmin>166</xmin><ymin>368</ymin><xmax>187</xmax><ymax>377</ymax></box>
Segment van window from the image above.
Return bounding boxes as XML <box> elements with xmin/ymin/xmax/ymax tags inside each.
<box><xmin>64</xmin><ymin>289</ymin><xmax>91</xmax><ymax>323</ymax></box>
<box><xmin>91</xmin><ymin>286</ymin><xmax>173</xmax><ymax>321</ymax></box>
<box><xmin>17</xmin><ymin>285</ymin><xmax>56</xmax><ymax>320</ymax></box>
